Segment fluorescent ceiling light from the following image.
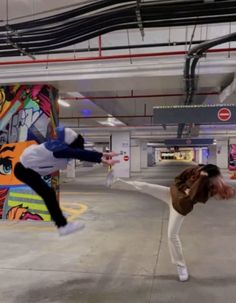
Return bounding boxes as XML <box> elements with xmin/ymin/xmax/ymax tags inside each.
<box><xmin>58</xmin><ymin>99</ymin><xmax>70</xmax><ymax>107</ymax></box>
<box><xmin>67</xmin><ymin>92</ymin><xmax>85</xmax><ymax>98</ymax></box>
<box><xmin>98</xmin><ymin>121</ymin><xmax>116</xmax><ymax>126</ymax></box>
<box><xmin>98</xmin><ymin>116</ymin><xmax>125</xmax><ymax>126</ymax></box>
<box><xmin>84</xmin><ymin>142</ymin><xmax>94</xmax><ymax>148</ymax></box>
<box><xmin>147</xmin><ymin>143</ymin><xmax>161</xmax><ymax>147</ymax></box>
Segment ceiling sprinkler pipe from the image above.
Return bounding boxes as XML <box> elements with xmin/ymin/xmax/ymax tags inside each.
<box><xmin>0</xmin><ymin>47</ymin><xmax>236</xmax><ymax>66</ymax></box>
<box><xmin>61</xmin><ymin>92</ymin><xmax>218</xmax><ymax>101</ymax></box>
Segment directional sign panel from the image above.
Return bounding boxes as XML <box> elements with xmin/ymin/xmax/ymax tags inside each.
<box><xmin>153</xmin><ymin>104</ymin><xmax>236</xmax><ymax>124</ymax></box>
<box><xmin>164</xmin><ymin>138</ymin><xmax>214</xmax><ymax>147</ymax></box>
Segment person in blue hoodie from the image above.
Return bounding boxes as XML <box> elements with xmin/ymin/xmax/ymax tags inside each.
<box><xmin>14</xmin><ymin>126</ymin><xmax>119</xmax><ymax>236</ymax></box>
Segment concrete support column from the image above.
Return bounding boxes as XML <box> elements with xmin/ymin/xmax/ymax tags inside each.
<box><xmin>131</xmin><ymin>139</ymin><xmax>141</xmax><ymax>172</ymax></box>
<box><xmin>141</xmin><ymin>142</ymin><xmax>148</xmax><ymax>168</ymax></box>
<box><xmin>208</xmin><ymin>145</ymin><xmax>217</xmax><ymax>165</ymax></box>
<box><xmin>147</xmin><ymin>147</ymin><xmax>155</xmax><ymax>166</ymax></box>
<box><xmin>155</xmin><ymin>148</ymin><xmax>161</xmax><ymax>163</ymax></box>
<box><xmin>194</xmin><ymin>148</ymin><xmax>199</xmax><ymax>163</ymax></box>
<box><xmin>216</xmin><ymin>139</ymin><xmax>228</xmax><ymax>169</ymax></box>
<box><xmin>200</xmin><ymin>148</ymin><xmax>208</xmax><ymax>164</ymax></box>
<box><xmin>195</xmin><ymin>148</ymin><xmax>203</xmax><ymax>164</ymax></box>
<box><xmin>111</xmin><ymin>132</ymin><xmax>130</xmax><ymax>178</ymax></box>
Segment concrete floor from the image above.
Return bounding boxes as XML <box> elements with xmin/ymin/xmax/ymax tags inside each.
<box><xmin>1</xmin><ymin>163</ymin><xmax>236</xmax><ymax>303</ymax></box>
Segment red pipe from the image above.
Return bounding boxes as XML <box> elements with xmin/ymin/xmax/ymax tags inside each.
<box><xmin>1</xmin><ymin>47</ymin><xmax>236</xmax><ymax>66</ymax></box>
<box><xmin>207</xmin><ymin>48</ymin><xmax>236</xmax><ymax>53</ymax></box>
<box><xmin>61</xmin><ymin>92</ymin><xmax>218</xmax><ymax>100</ymax></box>
<box><xmin>0</xmin><ymin>51</ymin><xmax>186</xmax><ymax>65</ymax></box>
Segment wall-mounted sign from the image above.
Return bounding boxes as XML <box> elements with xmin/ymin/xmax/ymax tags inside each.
<box><xmin>164</xmin><ymin>138</ymin><xmax>213</xmax><ymax>146</ymax></box>
<box><xmin>153</xmin><ymin>104</ymin><xmax>236</xmax><ymax>124</ymax></box>
<box><xmin>124</xmin><ymin>155</ymin><xmax>129</xmax><ymax>161</ymax></box>
<box><xmin>217</xmin><ymin>107</ymin><xmax>231</xmax><ymax>122</ymax></box>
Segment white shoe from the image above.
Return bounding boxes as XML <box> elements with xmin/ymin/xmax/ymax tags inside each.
<box><xmin>177</xmin><ymin>265</ymin><xmax>189</xmax><ymax>282</ymax></box>
<box><xmin>58</xmin><ymin>221</ymin><xmax>85</xmax><ymax>236</ymax></box>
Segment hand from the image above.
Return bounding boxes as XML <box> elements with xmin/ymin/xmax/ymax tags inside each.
<box><xmin>101</xmin><ymin>151</ymin><xmax>120</xmax><ymax>166</ymax></box>
<box><xmin>185</xmin><ymin>188</ymin><xmax>190</xmax><ymax>195</ymax></box>
<box><xmin>102</xmin><ymin>151</ymin><xmax>119</xmax><ymax>157</ymax></box>
<box><xmin>101</xmin><ymin>157</ymin><xmax>120</xmax><ymax>166</ymax></box>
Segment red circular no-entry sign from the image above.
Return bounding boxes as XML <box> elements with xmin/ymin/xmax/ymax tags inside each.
<box><xmin>124</xmin><ymin>155</ymin><xmax>129</xmax><ymax>161</ymax></box>
<box><xmin>217</xmin><ymin>108</ymin><xmax>231</xmax><ymax>122</ymax></box>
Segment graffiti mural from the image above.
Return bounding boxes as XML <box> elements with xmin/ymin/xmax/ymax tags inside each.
<box><xmin>0</xmin><ymin>141</ymin><xmax>34</xmax><ymax>186</ymax></box>
<box><xmin>0</xmin><ymin>84</ymin><xmax>59</xmax><ymax>221</ymax></box>
<box><xmin>229</xmin><ymin>144</ymin><xmax>236</xmax><ymax>171</ymax></box>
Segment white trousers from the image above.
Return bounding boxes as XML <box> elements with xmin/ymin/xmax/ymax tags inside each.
<box><xmin>113</xmin><ymin>179</ymin><xmax>186</xmax><ymax>267</ymax></box>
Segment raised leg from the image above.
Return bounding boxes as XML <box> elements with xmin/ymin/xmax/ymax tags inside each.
<box><xmin>112</xmin><ymin>179</ymin><xmax>171</xmax><ymax>205</ymax></box>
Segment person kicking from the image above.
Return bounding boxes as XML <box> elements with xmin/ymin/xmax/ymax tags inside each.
<box><xmin>14</xmin><ymin>126</ymin><xmax>119</xmax><ymax>236</ymax></box>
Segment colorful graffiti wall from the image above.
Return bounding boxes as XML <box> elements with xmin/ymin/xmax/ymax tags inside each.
<box><xmin>0</xmin><ymin>85</ymin><xmax>59</xmax><ymax>221</ymax></box>
<box><xmin>229</xmin><ymin>144</ymin><xmax>236</xmax><ymax>171</ymax></box>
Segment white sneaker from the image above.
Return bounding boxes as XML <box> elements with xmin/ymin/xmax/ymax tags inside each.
<box><xmin>177</xmin><ymin>265</ymin><xmax>189</xmax><ymax>282</ymax></box>
<box><xmin>58</xmin><ymin>221</ymin><xmax>85</xmax><ymax>236</ymax></box>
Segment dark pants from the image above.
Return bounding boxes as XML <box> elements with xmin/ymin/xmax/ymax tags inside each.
<box><xmin>14</xmin><ymin>162</ymin><xmax>67</xmax><ymax>228</ymax></box>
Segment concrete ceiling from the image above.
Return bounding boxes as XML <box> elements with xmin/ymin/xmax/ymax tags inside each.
<box><xmin>1</xmin><ymin>0</ymin><xmax>236</xmax><ymax>142</ymax></box>
<box><xmin>0</xmin><ymin>0</ymin><xmax>88</xmax><ymax>21</ymax></box>
<box><xmin>56</xmin><ymin>60</ymin><xmax>235</xmax><ymax>132</ymax></box>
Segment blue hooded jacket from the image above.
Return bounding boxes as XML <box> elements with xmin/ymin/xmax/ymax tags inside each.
<box><xmin>44</xmin><ymin>126</ymin><xmax>73</xmax><ymax>152</ymax></box>
<box><xmin>45</xmin><ymin>126</ymin><xmax>103</xmax><ymax>163</ymax></box>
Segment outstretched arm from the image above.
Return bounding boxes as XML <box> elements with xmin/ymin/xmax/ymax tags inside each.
<box><xmin>54</xmin><ymin>147</ymin><xmax>119</xmax><ymax>166</ymax></box>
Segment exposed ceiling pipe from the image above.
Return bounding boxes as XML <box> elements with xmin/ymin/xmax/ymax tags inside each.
<box><xmin>69</xmin><ymin>124</ymin><xmax>236</xmax><ymax>132</ymax></box>
<box><xmin>178</xmin><ymin>31</ymin><xmax>236</xmax><ymax>138</ymax></box>
<box><xmin>1</xmin><ymin>0</ymin><xmax>236</xmax><ymax>55</ymax></box>
<box><xmin>72</xmin><ymin>125</ymin><xmax>175</xmax><ymax>132</ymax></box>
<box><xmin>0</xmin><ymin>47</ymin><xmax>236</xmax><ymax>66</ymax></box>
<box><xmin>61</xmin><ymin>92</ymin><xmax>218</xmax><ymax>101</ymax></box>
<box><xmin>70</xmin><ymin>126</ymin><xmax>236</xmax><ymax>141</ymax></box>
<box><xmin>219</xmin><ymin>75</ymin><xmax>236</xmax><ymax>103</ymax></box>
<box><xmin>0</xmin><ymin>51</ymin><xmax>189</xmax><ymax>65</ymax></box>
<box><xmin>16</xmin><ymin>40</ymin><xmax>204</xmax><ymax>57</ymax></box>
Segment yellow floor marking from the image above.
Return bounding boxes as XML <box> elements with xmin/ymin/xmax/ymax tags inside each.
<box><xmin>61</xmin><ymin>203</ymin><xmax>88</xmax><ymax>221</ymax></box>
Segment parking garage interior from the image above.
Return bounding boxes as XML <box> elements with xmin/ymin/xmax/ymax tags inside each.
<box><xmin>1</xmin><ymin>1</ymin><xmax>236</xmax><ymax>302</ymax></box>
